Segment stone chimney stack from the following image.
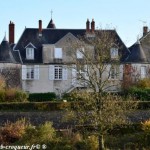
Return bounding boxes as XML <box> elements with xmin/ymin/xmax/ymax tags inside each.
<box><xmin>91</xmin><ymin>19</ymin><xmax>95</xmax><ymax>33</ymax></box>
<box><xmin>39</xmin><ymin>20</ymin><xmax>42</xmax><ymax>36</ymax></box>
<box><xmin>86</xmin><ymin>19</ymin><xmax>90</xmax><ymax>32</ymax></box>
<box><xmin>9</xmin><ymin>21</ymin><xmax>15</xmax><ymax>44</ymax></box>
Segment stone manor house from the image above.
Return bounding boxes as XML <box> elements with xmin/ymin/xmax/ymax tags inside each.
<box><xmin>0</xmin><ymin>17</ymin><xmax>150</xmax><ymax>95</ymax></box>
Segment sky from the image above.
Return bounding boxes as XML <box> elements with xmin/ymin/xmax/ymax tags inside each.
<box><xmin>1</xmin><ymin>0</ymin><xmax>150</xmax><ymax>47</ymax></box>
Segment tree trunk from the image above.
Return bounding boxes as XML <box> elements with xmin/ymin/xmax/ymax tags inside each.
<box><xmin>98</xmin><ymin>134</ymin><xmax>105</xmax><ymax>150</ymax></box>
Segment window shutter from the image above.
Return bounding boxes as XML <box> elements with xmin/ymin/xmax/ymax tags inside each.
<box><xmin>49</xmin><ymin>65</ymin><xmax>54</xmax><ymax>80</ymax></box>
<box><xmin>119</xmin><ymin>65</ymin><xmax>123</xmax><ymax>80</ymax></box>
<box><xmin>63</xmin><ymin>65</ymin><xmax>68</xmax><ymax>80</ymax></box>
<box><xmin>72</xmin><ymin>65</ymin><xmax>77</xmax><ymax>85</ymax></box>
<box><xmin>84</xmin><ymin>65</ymin><xmax>89</xmax><ymax>81</ymax></box>
<box><xmin>34</xmin><ymin>65</ymin><xmax>39</xmax><ymax>80</ymax></box>
<box><xmin>22</xmin><ymin>65</ymin><xmax>27</xmax><ymax>80</ymax></box>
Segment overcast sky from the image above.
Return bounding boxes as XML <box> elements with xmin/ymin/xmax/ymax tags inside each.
<box><xmin>1</xmin><ymin>0</ymin><xmax>150</xmax><ymax>47</ymax></box>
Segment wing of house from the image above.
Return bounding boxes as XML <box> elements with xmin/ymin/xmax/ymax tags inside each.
<box><xmin>0</xmin><ymin>32</ymin><xmax>21</xmax><ymax>88</ymax></box>
<box><xmin>126</xmin><ymin>26</ymin><xmax>150</xmax><ymax>82</ymax></box>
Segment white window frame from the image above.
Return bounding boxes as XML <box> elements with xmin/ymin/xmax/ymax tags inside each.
<box><xmin>141</xmin><ymin>66</ymin><xmax>146</xmax><ymax>79</ymax></box>
<box><xmin>54</xmin><ymin>66</ymin><xmax>63</xmax><ymax>80</ymax></box>
<box><xmin>54</xmin><ymin>48</ymin><xmax>62</xmax><ymax>59</ymax></box>
<box><xmin>26</xmin><ymin>66</ymin><xmax>34</xmax><ymax>79</ymax></box>
<box><xmin>26</xmin><ymin>48</ymin><xmax>34</xmax><ymax>60</ymax></box>
<box><xmin>110</xmin><ymin>65</ymin><xmax>119</xmax><ymax>80</ymax></box>
<box><xmin>76</xmin><ymin>48</ymin><xmax>84</xmax><ymax>59</ymax></box>
<box><xmin>110</xmin><ymin>48</ymin><xmax>118</xmax><ymax>59</ymax></box>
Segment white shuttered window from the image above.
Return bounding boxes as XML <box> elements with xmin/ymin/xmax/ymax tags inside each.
<box><xmin>49</xmin><ymin>65</ymin><xmax>67</xmax><ymax>80</ymax></box>
<box><xmin>22</xmin><ymin>65</ymin><xmax>39</xmax><ymax>80</ymax></box>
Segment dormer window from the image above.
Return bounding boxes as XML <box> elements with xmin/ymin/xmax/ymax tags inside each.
<box><xmin>26</xmin><ymin>48</ymin><xmax>34</xmax><ymax>60</ymax></box>
<box><xmin>54</xmin><ymin>48</ymin><xmax>62</xmax><ymax>59</ymax></box>
<box><xmin>110</xmin><ymin>48</ymin><xmax>118</xmax><ymax>59</ymax></box>
<box><xmin>25</xmin><ymin>42</ymin><xmax>36</xmax><ymax>60</ymax></box>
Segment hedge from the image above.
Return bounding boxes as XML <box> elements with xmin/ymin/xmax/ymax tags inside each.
<box><xmin>28</xmin><ymin>92</ymin><xmax>56</xmax><ymax>102</ymax></box>
<box><xmin>0</xmin><ymin>101</ymin><xmax>150</xmax><ymax>112</ymax></box>
<box><xmin>127</xmin><ymin>88</ymin><xmax>150</xmax><ymax>101</ymax></box>
<box><xmin>0</xmin><ymin>101</ymin><xmax>70</xmax><ymax>112</ymax></box>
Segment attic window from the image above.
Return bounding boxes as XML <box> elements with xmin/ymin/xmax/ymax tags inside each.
<box><xmin>26</xmin><ymin>48</ymin><xmax>34</xmax><ymax>60</ymax></box>
<box><xmin>110</xmin><ymin>48</ymin><xmax>118</xmax><ymax>59</ymax></box>
<box><xmin>54</xmin><ymin>48</ymin><xmax>62</xmax><ymax>59</ymax></box>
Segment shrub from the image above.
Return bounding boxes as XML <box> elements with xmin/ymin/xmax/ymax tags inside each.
<box><xmin>128</xmin><ymin>87</ymin><xmax>150</xmax><ymax>101</ymax></box>
<box><xmin>0</xmin><ymin>118</ymin><xmax>28</xmax><ymax>145</ymax></box>
<box><xmin>28</xmin><ymin>92</ymin><xmax>56</xmax><ymax>102</ymax></box>
<box><xmin>15</xmin><ymin>90</ymin><xmax>28</xmax><ymax>102</ymax></box>
<box><xmin>19</xmin><ymin>121</ymin><xmax>56</xmax><ymax>144</ymax></box>
<box><xmin>0</xmin><ymin>90</ymin><xmax>5</xmax><ymax>102</ymax></box>
<box><xmin>0</xmin><ymin>88</ymin><xmax>29</xmax><ymax>103</ymax></box>
<box><xmin>136</xmin><ymin>78</ymin><xmax>150</xmax><ymax>89</ymax></box>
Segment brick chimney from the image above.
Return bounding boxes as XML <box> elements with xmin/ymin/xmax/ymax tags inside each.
<box><xmin>91</xmin><ymin>19</ymin><xmax>95</xmax><ymax>33</ymax></box>
<box><xmin>39</xmin><ymin>20</ymin><xmax>42</xmax><ymax>36</ymax></box>
<box><xmin>86</xmin><ymin>19</ymin><xmax>90</xmax><ymax>32</ymax></box>
<box><xmin>143</xmin><ymin>26</ymin><xmax>148</xmax><ymax>36</ymax></box>
<box><xmin>9</xmin><ymin>21</ymin><xmax>15</xmax><ymax>44</ymax></box>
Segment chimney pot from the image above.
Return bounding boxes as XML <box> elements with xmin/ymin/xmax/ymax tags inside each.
<box><xmin>143</xmin><ymin>26</ymin><xmax>148</xmax><ymax>36</ymax></box>
<box><xmin>91</xmin><ymin>19</ymin><xmax>95</xmax><ymax>33</ymax></box>
<box><xmin>86</xmin><ymin>19</ymin><xmax>90</xmax><ymax>32</ymax></box>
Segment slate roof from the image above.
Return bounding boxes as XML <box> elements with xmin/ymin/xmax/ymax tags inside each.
<box><xmin>127</xmin><ymin>41</ymin><xmax>148</xmax><ymax>63</ymax></box>
<box><xmin>14</xmin><ymin>27</ymin><xmax>129</xmax><ymax>64</ymax></box>
<box><xmin>0</xmin><ymin>37</ymin><xmax>17</xmax><ymax>63</ymax></box>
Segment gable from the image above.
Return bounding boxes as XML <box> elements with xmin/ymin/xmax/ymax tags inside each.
<box><xmin>55</xmin><ymin>32</ymin><xmax>79</xmax><ymax>46</ymax></box>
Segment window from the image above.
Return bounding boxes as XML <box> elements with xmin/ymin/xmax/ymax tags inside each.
<box><xmin>26</xmin><ymin>48</ymin><xmax>34</xmax><ymax>60</ymax></box>
<box><xmin>141</xmin><ymin>66</ymin><xmax>146</xmax><ymax>78</ymax></box>
<box><xmin>49</xmin><ymin>65</ymin><xmax>67</xmax><ymax>81</ymax></box>
<box><xmin>26</xmin><ymin>66</ymin><xmax>34</xmax><ymax>79</ymax></box>
<box><xmin>110</xmin><ymin>66</ymin><xmax>119</xmax><ymax>79</ymax></box>
<box><xmin>54</xmin><ymin>66</ymin><xmax>62</xmax><ymax>80</ymax></box>
<box><xmin>54</xmin><ymin>48</ymin><xmax>62</xmax><ymax>59</ymax></box>
<box><xmin>76</xmin><ymin>65</ymin><xmax>85</xmax><ymax>79</ymax></box>
<box><xmin>110</xmin><ymin>48</ymin><xmax>118</xmax><ymax>59</ymax></box>
<box><xmin>76</xmin><ymin>48</ymin><xmax>84</xmax><ymax>59</ymax></box>
<box><xmin>22</xmin><ymin>65</ymin><xmax>39</xmax><ymax>80</ymax></box>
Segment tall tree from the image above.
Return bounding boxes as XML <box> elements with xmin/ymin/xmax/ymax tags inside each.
<box><xmin>65</xmin><ymin>30</ymin><xmax>137</xmax><ymax>150</ymax></box>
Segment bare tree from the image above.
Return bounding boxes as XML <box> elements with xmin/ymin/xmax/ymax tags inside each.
<box><xmin>0</xmin><ymin>67</ymin><xmax>21</xmax><ymax>89</ymax></box>
<box><xmin>65</xmin><ymin>30</ymin><xmax>137</xmax><ymax>150</ymax></box>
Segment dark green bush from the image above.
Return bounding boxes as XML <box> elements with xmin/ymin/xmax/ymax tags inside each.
<box><xmin>28</xmin><ymin>92</ymin><xmax>56</xmax><ymax>102</ymax></box>
<box><xmin>127</xmin><ymin>87</ymin><xmax>150</xmax><ymax>101</ymax></box>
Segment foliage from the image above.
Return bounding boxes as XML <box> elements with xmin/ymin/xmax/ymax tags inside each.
<box><xmin>0</xmin><ymin>101</ymin><xmax>70</xmax><ymax>111</ymax></box>
<box><xmin>141</xmin><ymin>119</ymin><xmax>150</xmax><ymax>147</ymax></box>
<box><xmin>18</xmin><ymin>121</ymin><xmax>56</xmax><ymax>144</ymax></box>
<box><xmin>0</xmin><ymin>88</ymin><xmax>28</xmax><ymax>103</ymax></box>
<box><xmin>127</xmin><ymin>87</ymin><xmax>150</xmax><ymax>101</ymax></box>
<box><xmin>0</xmin><ymin>118</ymin><xmax>28</xmax><ymax>145</ymax></box>
<box><xmin>141</xmin><ymin>119</ymin><xmax>150</xmax><ymax>134</ymax></box>
<box><xmin>28</xmin><ymin>92</ymin><xmax>56</xmax><ymax>102</ymax></box>
<box><xmin>65</xmin><ymin>91</ymin><xmax>137</xmax><ymax>150</ymax></box>
<box><xmin>136</xmin><ymin>78</ymin><xmax>150</xmax><ymax>89</ymax></box>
